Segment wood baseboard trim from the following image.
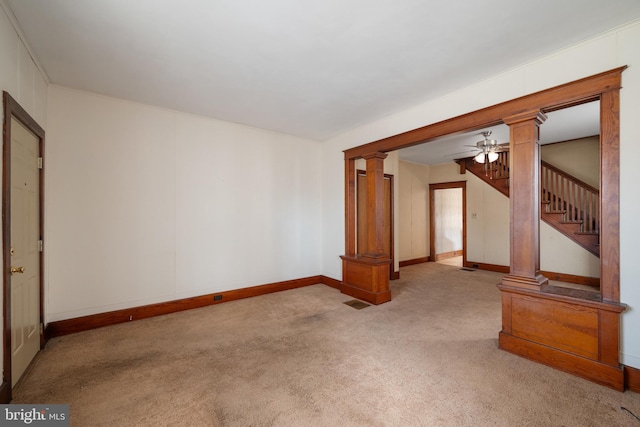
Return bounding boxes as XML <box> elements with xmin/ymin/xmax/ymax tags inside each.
<box><xmin>625</xmin><ymin>365</ymin><xmax>640</xmax><ymax>393</ymax></box>
<box><xmin>539</xmin><ymin>270</ymin><xmax>600</xmax><ymax>288</ymax></box>
<box><xmin>465</xmin><ymin>261</ymin><xmax>509</xmax><ymax>273</ymax></box>
<box><xmin>466</xmin><ymin>261</ymin><xmax>600</xmax><ymax>287</ymax></box>
<box><xmin>320</xmin><ymin>275</ymin><xmax>341</xmax><ymax>289</ymax></box>
<box><xmin>0</xmin><ymin>381</ymin><xmax>10</xmax><ymax>404</ymax></box>
<box><xmin>390</xmin><ymin>271</ymin><xmax>400</xmax><ymax>280</ymax></box>
<box><xmin>399</xmin><ymin>257</ymin><xmax>430</xmax><ymax>267</ymax></box>
<box><xmin>46</xmin><ymin>275</ymin><xmax>323</xmax><ymax>338</ymax></box>
<box><xmin>499</xmin><ymin>332</ymin><xmax>624</xmax><ymax>391</ymax></box>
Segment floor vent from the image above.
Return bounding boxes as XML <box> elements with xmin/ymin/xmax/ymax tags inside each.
<box><xmin>343</xmin><ymin>300</ymin><xmax>371</xmax><ymax>310</ymax></box>
<box><xmin>460</xmin><ymin>267</ymin><xmax>476</xmax><ymax>272</ymax></box>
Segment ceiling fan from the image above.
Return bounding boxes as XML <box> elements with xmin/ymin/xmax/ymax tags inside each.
<box><xmin>465</xmin><ymin>130</ymin><xmax>508</xmax><ymax>164</ymax></box>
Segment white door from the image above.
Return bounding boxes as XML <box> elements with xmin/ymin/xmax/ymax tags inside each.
<box><xmin>10</xmin><ymin>117</ymin><xmax>41</xmax><ymax>386</ymax></box>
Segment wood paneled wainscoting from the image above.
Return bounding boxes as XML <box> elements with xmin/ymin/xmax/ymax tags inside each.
<box><xmin>341</xmin><ymin>67</ymin><xmax>629</xmax><ymax>390</ymax></box>
<box><xmin>498</xmin><ymin>285</ymin><xmax>625</xmax><ymax>390</ymax></box>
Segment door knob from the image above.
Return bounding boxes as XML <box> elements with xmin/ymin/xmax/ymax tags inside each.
<box><xmin>10</xmin><ymin>266</ymin><xmax>24</xmax><ymax>275</ymax></box>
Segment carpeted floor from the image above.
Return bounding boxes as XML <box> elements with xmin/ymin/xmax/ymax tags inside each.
<box><xmin>13</xmin><ymin>263</ymin><xmax>640</xmax><ymax>426</ymax></box>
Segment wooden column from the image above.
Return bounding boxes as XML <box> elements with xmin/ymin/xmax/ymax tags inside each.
<box><xmin>345</xmin><ymin>158</ymin><xmax>356</xmax><ymax>257</ymax></box>
<box><xmin>501</xmin><ymin>110</ymin><xmax>548</xmax><ymax>290</ymax></box>
<box><xmin>362</xmin><ymin>152</ymin><xmax>387</xmax><ymax>258</ymax></box>
<box><xmin>599</xmin><ymin>89</ymin><xmax>620</xmax><ymax>303</ymax></box>
<box><xmin>340</xmin><ymin>152</ymin><xmax>391</xmax><ymax>304</ymax></box>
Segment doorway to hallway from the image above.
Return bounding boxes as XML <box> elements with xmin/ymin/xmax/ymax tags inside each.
<box><xmin>429</xmin><ymin>181</ymin><xmax>466</xmax><ymax>268</ymax></box>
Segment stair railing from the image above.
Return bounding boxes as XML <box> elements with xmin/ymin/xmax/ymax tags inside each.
<box><xmin>487</xmin><ymin>151</ymin><xmax>509</xmax><ymax>180</ymax></box>
<box><xmin>541</xmin><ymin>161</ymin><xmax>600</xmax><ymax>234</ymax></box>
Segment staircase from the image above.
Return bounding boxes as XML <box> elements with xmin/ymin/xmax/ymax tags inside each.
<box><xmin>458</xmin><ymin>152</ymin><xmax>600</xmax><ymax>257</ymax></box>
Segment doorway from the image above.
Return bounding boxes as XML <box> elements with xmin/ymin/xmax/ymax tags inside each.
<box><xmin>429</xmin><ymin>182</ymin><xmax>466</xmax><ymax>267</ymax></box>
<box><xmin>356</xmin><ymin>170</ymin><xmax>397</xmax><ymax>279</ymax></box>
<box><xmin>2</xmin><ymin>92</ymin><xmax>45</xmax><ymax>399</ymax></box>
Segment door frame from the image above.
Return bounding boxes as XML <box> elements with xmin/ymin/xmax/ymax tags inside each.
<box><xmin>429</xmin><ymin>181</ymin><xmax>466</xmax><ymax>265</ymax></box>
<box><xmin>2</xmin><ymin>92</ymin><xmax>45</xmax><ymax>402</ymax></box>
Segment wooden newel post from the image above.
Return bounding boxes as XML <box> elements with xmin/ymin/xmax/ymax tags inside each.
<box><xmin>501</xmin><ymin>110</ymin><xmax>548</xmax><ymax>290</ymax></box>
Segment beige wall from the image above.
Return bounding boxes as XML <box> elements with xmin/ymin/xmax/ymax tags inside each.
<box><xmin>399</xmin><ymin>162</ymin><xmax>511</xmax><ymax>267</ymax></box>
<box><xmin>398</xmin><ymin>161</ymin><xmax>429</xmax><ymax>261</ymax></box>
<box><xmin>465</xmin><ymin>172</ymin><xmax>511</xmax><ymax>266</ymax></box>
<box><xmin>541</xmin><ymin>136</ymin><xmax>599</xmax><ymax>188</ymax></box>
<box><xmin>540</xmin><ymin>137</ymin><xmax>600</xmax><ymax>277</ymax></box>
<box><xmin>428</xmin><ymin>163</ymin><xmax>511</xmax><ymax>266</ymax></box>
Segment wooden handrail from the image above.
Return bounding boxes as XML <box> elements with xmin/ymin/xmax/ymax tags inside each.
<box><xmin>541</xmin><ymin>161</ymin><xmax>599</xmax><ymax>195</ymax></box>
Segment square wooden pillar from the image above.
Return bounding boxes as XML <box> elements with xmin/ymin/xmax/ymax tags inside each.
<box><xmin>501</xmin><ymin>110</ymin><xmax>548</xmax><ymax>290</ymax></box>
<box><xmin>340</xmin><ymin>152</ymin><xmax>391</xmax><ymax>305</ymax></box>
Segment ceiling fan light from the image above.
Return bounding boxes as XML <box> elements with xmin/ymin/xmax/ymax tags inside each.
<box><xmin>488</xmin><ymin>151</ymin><xmax>499</xmax><ymax>162</ymax></box>
<box><xmin>474</xmin><ymin>152</ymin><xmax>485</xmax><ymax>163</ymax></box>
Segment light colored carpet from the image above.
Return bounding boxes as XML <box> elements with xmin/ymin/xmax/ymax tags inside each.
<box><xmin>13</xmin><ymin>263</ymin><xmax>640</xmax><ymax>426</ymax></box>
<box><xmin>435</xmin><ymin>256</ymin><xmax>462</xmax><ymax>267</ymax></box>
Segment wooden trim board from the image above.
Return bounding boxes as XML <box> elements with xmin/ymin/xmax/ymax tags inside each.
<box><xmin>464</xmin><ymin>261</ymin><xmax>510</xmax><ymax>273</ymax></box>
<box><xmin>344</xmin><ymin>67</ymin><xmax>625</xmax><ymax>159</ymax></box>
<box><xmin>465</xmin><ymin>261</ymin><xmax>600</xmax><ymax>287</ymax></box>
<box><xmin>320</xmin><ymin>275</ymin><xmax>341</xmax><ymax>289</ymax></box>
<box><xmin>540</xmin><ymin>271</ymin><xmax>600</xmax><ymax>288</ymax></box>
<box><xmin>399</xmin><ymin>257</ymin><xmax>430</xmax><ymax>267</ymax></box>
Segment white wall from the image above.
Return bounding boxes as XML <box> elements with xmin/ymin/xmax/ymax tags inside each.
<box><xmin>321</xmin><ymin>19</ymin><xmax>640</xmax><ymax>368</ymax></box>
<box><xmin>45</xmin><ymin>86</ymin><xmax>322</xmax><ymax>322</ymax></box>
<box><xmin>0</xmin><ymin>4</ymin><xmax>48</xmax><ymax>388</ymax></box>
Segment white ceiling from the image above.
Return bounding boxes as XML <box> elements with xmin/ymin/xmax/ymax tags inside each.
<box><xmin>6</xmin><ymin>0</ymin><xmax>640</xmax><ymax>144</ymax></box>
